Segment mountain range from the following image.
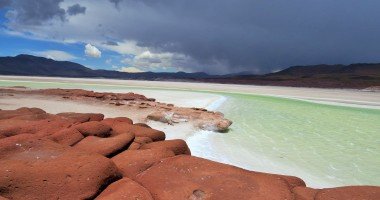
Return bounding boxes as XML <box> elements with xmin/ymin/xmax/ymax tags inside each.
<box><xmin>1</xmin><ymin>54</ymin><xmax>379</xmax><ymax>89</ymax></box>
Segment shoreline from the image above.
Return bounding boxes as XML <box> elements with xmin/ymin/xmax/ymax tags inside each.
<box><xmin>0</xmin><ymin>76</ymin><xmax>379</xmax><ymax>188</ymax></box>
<box><xmin>1</xmin><ymin>75</ymin><xmax>379</xmax><ymax>109</ymax></box>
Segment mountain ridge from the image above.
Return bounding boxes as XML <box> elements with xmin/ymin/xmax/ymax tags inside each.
<box><xmin>1</xmin><ymin>54</ymin><xmax>379</xmax><ymax>89</ymax></box>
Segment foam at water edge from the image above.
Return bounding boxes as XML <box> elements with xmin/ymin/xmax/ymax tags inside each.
<box><xmin>206</xmin><ymin>96</ymin><xmax>227</xmax><ymax>111</ymax></box>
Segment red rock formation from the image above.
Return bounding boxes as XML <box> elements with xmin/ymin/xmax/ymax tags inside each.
<box><xmin>48</xmin><ymin>127</ymin><xmax>84</xmax><ymax>146</ymax></box>
<box><xmin>74</xmin><ymin>133</ymin><xmax>135</xmax><ymax>157</ymax></box>
<box><xmin>0</xmin><ymin>107</ymin><xmax>379</xmax><ymax>199</ymax></box>
<box><xmin>140</xmin><ymin>139</ymin><xmax>191</xmax><ymax>155</ymax></box>
<box><xmin>74</xmin><ymin>121</ymin><xmax>112</xmax><ymax>137</ymax></box>
<box><xmin>136</xmin><ymin>155</ymin><xmax>297</xmax><ymax>200</ymax></box>
<box><xmin>0</xmin><ymin>136</ymin><xmax>120</xmax><ymax>199</ymax></box>
<box><xmin>95</xmin><ymin>178</ymin><xmax>153</xmax><ymax>200</ymax></box>
<box><xmin>112</xmin><ymin>149</ymin><xmax>175</xmax><ymax>179</ymax></box>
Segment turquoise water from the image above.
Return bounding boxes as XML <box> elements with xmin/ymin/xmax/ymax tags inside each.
<box><xmin>214</xmin><ymin>94</ymin><xmax>380</xmax><ymax>187</ymax></box>
<box><xmin>0</xmin><ymin>79</ymin><xmax>379</xmax><ymax>187</ymax></box>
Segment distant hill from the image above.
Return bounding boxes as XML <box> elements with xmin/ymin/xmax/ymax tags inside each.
<box><xmin>0</xmin><ymin>54</ymin><xmax>211</xmax><ymax>80</ymax></box>
<box><xmin>1</xmin><ymin>54</ymin><xmax>379</xmax><ymax>88</ymax></box>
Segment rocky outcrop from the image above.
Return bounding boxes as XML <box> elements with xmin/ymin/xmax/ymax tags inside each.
<box><xmin>95</xmin><ymin>178</ymin><xmax>154</xmax><ymax>200</ymax></box>
<box><xmin>0</xmin><ymin>135</ymin><xmax>120</xmax><ymax>200</ymax></box>
<box><xmin>135</xmin><ymin>155</ymin><xmax>300</xmax><ymax>200</ymax></box>
<box><xmin>0</xmin><ymin>88</ymin><xmax>233</xmax><ymax>132</ymax></box>
<box><xmin>0</xmin><ymin>107</ymin><xmax>379</xmax><ymax>199</ymax></box>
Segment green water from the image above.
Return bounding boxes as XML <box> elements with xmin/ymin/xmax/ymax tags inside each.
<box><xmin>0</xmin><ymin>79</ymin><xmax>379</xmax><ymax>187</ymax></box>
<box><xmin>215</xmin><ymin>94</ymin><xmax>380</xmax><ymax>187</ymax></box>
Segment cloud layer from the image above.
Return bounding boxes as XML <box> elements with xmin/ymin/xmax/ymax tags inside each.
<box><xmin>2</xmin><ymin>0</ymin><xmax>380</xmax><ymax>74</ymax></box>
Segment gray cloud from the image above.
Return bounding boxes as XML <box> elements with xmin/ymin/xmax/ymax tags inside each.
<box><xmin>109</xmin><ymin>0</ymin><xmax>123</xmax><ymax>8</ymax></box>
<box><xmin>2</xmin><ymin>0</ymin><xmax>380</xmax><ymax>74</ymax></box>
<box><xmin>0</xmin><ymin>0</ymin><xmax>11</xmax><ymax>8</ymax></box>
<box><xmin>67</xmin><ymin>4</ymin><xmax>86</xmax><ymax>16</ymax></box>
<box><xmin>5</xmin><ymin>0</ymin><xmax>66</xmax><ymax>25</ymax></box>
<box><xmin>104</xmin><ymin>41</ymin><xmax>118</xmax><ymax>46</ymax></box>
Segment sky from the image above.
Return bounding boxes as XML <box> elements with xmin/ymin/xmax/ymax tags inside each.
<box><xmin>0</xmin><ymin>0</ymin><xmax>379</xmax><ymax>75</ymax></box>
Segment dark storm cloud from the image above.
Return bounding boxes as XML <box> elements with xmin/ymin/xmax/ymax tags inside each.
<box><xmin>108</xmin><ymin>0</ymin><xmax>380</xmax><ymax>73</ymax></box>
<box><xmin>0</xmin><ymin>0</ymin><xmax>11</xmax><ymax>8</ymax></box>
<box><xmin>104</xmin><ymin>41</ymin><xmax>119</xmax><ymax>46</ymax></box>
<box><xmin>5</xmin><ymin>0</ymin><xmax>66</xmax><ymax>25</ymax></box>
<box><xmin>67</xmin><ymin>4</ymin><xmax>86</xmax><ymax>16</ymax></box>
<box><xmin>3</xmin><ymin>0</ymin><xmax>380</xmax><ymax>74</ymax></box>
<box><xmin>3</xmin><ymin>0</ymin><xmax>86</xmax><ymax>25</ymax></box>
<box><xmin>109</xmin><ymin>0</ymin><xmax>123</xmax><ymax>8</ymax></box>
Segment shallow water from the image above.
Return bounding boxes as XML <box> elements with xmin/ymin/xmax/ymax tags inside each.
<box><xmin>189</xmin><ymin>93</ymin><xmax>380</xmax><ymax>187</ymax></box>
<box><xmin>0</xmin><ymin>79</ymin><xmax>379</xmax><ymax>188</ymax></box>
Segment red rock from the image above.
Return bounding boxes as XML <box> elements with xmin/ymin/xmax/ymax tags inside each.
<box><xmin>265</xmin><ymin>173</ymin><xmax>306</xmax><ymax>188</ymax></box>
<box><xmin>315</xmin><ymin>186</ymin><xmax>380</xmax><ymax>200</ymax></box>
<box><xmin>134</xmin><ymin>137</ymin><xmax>153</xmax><ymax>145</ymax></box>
<box><xmin>135</xmin><ymin>155</ymin><xmax>294</xmax><ymax>200</ymax></box>
<box><xmin>57</xmin><ymin>112</ymin><xmax>104</xmax><ymax>123</ymax></box>
<box><xmin>0</xmin><ymin>137</ymin><xmax>121</xmax><ymax>199</ymax></box>
<box><xmin>134</xmin><ymin>123</ymin><xmax>151</xmax><ymax>128</ymax></box>
<box><xmin>57</xmin><ymin>112</ymin><xmax>91</xmax><ymax>123</ymax></box>
<box><xmin>0</xmin><ymin>119</ymin><xmax>38</xmax><ymax>137</ymax></box>
<box><xmin>292</xmin><ymin>187</ymin><xmax>319</xmax><ymax>200</ymax></box>
<box><xmin>74</xmin><ymin>121</ymin><xmax>112</xmax><ymax>137</ymax></box>
<box><xmin>111</xmin><ymin>123</ymin><xmax>165</xmax><ymax>141</ymax></box>
<box><xmin>127</xmin><ymin>142</ymin><xmax>141</xmax><ymax>150</ymax></box>
<box><xmin>112</xmin><ymin>149</ymin><xmax>175</xmax><ymax>179</ymax></box>
<box><xmin>102</xmin><ymin>117</ymin><xmax>133</xmax><ymax>126</ymax></box>
<box><xmin>0</xmin><ymin>196</ymin><xmax>8</xmax><ymax>200</ymax></box>
<box><xmin>10</xmin><ymin>112</ymin><xmax>51</xmax><ymax>121</ymax></box>
<box><xmin>140</xmin><ymin>139</ymin><xmax>191</xmax><ymax>155</ymax></box>
<box><xmin>34</xmin><ymin>119</ymin><xmax>75</xmax><ymax>137</ymax></box>
<box><xmin>0</xmin><ymin>118</ymin><xmax>73</xmax><ymax>138</ymax></box>
<box><xmin>48</xmin><ymin>128</ymin><xmax>84</xmax><ymax>146</ymax></box>
<box><xmin>0</xmin><ymin>107</ymin><xmax>46</xmax><ymax>120</ymax></box>
<box><xmin>74</xmin><ymin>133</ymin><xmax>135</xmax><ymax>157</ymax></box>
<box><xmin>95</xmin><ymin>178</ymin><xmax>153</xmax><ymax>200</ymax></box>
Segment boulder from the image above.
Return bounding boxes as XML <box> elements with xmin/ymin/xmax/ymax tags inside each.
<box><xmin>0</xmin><ymin>107</ymin><xmax>45</xmax><ymax>120</ymax></box>
<box><xmin>74</xmin><ymin>133</ymin><xmax>135</xmax><ymax>157</ymax></box>
<box><xmin>112</xmin><ymin>149</ymin><xmax>175</xmax><ymax>179</ymax></box>
<box><xmin>134</xmin><ymin>123</ymin><xmax>151</xmax><ymax>128</ymax></box>
<box><xmin>102</xmin><ymin>117</ymin><xmax>133</xmax><ymax>126</ymax></box>
<box><xmin>74</xmin><ymin>121</ymin><xmax>112</xmax><ymax>137</ymax></box>
<box><xmin>147</xmin><ymin>111</ymin><xmax>172</xmax><ymax>124</ymax></box>
<box><xmin>110</xmin><ymin>123</ymin><xmax>165</xmax><ymax>141</ymax></box>
<box><xmin>57</xmin><ymin>112</ymin><xmax>104</xmax><ymax>123</ymax></box>
<box><xmin>0</xmin><ymin>137</ymin><xmax>121</xmax><ymax>200</ymax></box>
<box><xmin>292</xmin><ymin>187</ymin><xmax>319</xmax><ymax>200</ymax></box>
<box><xmin>197</xmin><ymin>119</ymin><xmax>232</xmax><ymax>132</ymax></box>
<box><xmin>135</xmin><ymin>155</ymin><xmax>294</xmax><ymax>200</ymax></box>
<box><xmin>140</xmin><ymin>139</ymin><xmax>191</xmax><ymax>155</ymax></box>
<box><xmin>48</xmin><ymin>128</ymin><xmax>84</xmax><ymax>146</ymax></box>
<box><xmin>95</xmin><ymin>178</ymin><xmax>153</xmax><ymax>200</ymax></box>
<box><xmin>127</xmin><ymin>142</ymin><xmax>141</xmax><ymax>150</ymax></box>
<box><xmin>134</xmin><ymin>137</ymin><xmax>153</xmax><ymax>145</ymax></box>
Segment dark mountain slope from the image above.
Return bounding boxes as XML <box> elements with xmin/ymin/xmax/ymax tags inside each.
<box><xmin>0</xmin><ymin>54</ymin><xmax>379</xmax><ymax>88</ymax></box>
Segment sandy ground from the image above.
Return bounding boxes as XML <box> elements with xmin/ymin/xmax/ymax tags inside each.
<box><xmin>1</xmin><ymin>75</ymin><xmax>379</xmax><ymax>109</ymax></box>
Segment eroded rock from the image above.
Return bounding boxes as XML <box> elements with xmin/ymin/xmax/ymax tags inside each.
<box><xmin>140</xmin><ymin>139</ymin><xmax>191</xmax><ymax>155</ymax></box>
<box><xmin>0</xmin><ymin>136</ymin><xmax>121</xmax><ymax>200</ymax></box>
<box><xmin>95</xmin><ymin>178</ymin><xmax>153</xmax><ymax>200</ymax></box>
<box><xmin>112</xmin><ymin>149</ymin><xmax>175</xmax><ymax>179</ymax></box>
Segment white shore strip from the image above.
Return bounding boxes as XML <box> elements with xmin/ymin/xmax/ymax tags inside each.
<box><xmin>1</xmin><ymin>75</ymin><xmax>379</xmax><ymax>109</ymax></box>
